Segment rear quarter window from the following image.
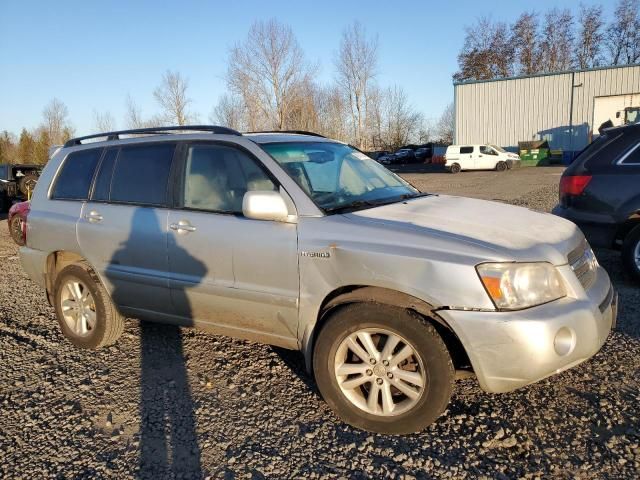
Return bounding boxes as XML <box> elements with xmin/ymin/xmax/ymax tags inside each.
<box><xmin>460</xmin><ymin>146</ymin><xmax>473</xmax><ymax>154</ymax></box>
<box><xmin>51</xmin><ymin>148</ymin><xmax>103</xmax><ymax>200</ymax></box>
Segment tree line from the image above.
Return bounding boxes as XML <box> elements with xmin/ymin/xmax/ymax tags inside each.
<box><xmin>454</xmin><ymin>0</ymin><xmax>640</xmax><ymax>82</ymax></box>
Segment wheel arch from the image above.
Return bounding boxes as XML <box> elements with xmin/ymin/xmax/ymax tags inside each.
<box><xmin>303</xmin><ymin>285</ymin><xmax>471</xmax><ymax>375</ymax></box>
<box><xmin>44</xmin><ymin>250</ymin><xmax>90</xmax><ymax>304</ymax></box>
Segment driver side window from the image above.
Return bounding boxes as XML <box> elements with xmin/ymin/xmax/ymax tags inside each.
<box><xmin>480</xmin><ymin>146</ymin><xmax>496</xmax><ymax>155</ymax></box>
<box><xmin>183</xmin><ymin>145</ymin><xmax>275</xmax><ymax>214</ymax></box>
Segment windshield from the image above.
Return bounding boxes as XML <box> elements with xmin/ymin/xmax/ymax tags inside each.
<box><xmin>261</xmin><ymin>141</ymin><xmax>421</xmax><ymax>212</ymax></box>
<box><xmin>490</xmin><ymin>144</ymin><xmax>506</xmax><ymax>153</ymax></box>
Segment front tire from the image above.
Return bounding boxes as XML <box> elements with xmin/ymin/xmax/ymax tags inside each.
<box><xmin>54</xmin><ymin>262</ymin><xmax>125</xmax><ymax>349</ymax></box>
<box><xmin>495</xmin><ymin>161</ymin><xmax>507</xmax><ymax>171</ymax></box>
<box><xmin>622</xmin><ymin>225</ymin><xmax>640</xmax><ymax>282</ymax></box>
<box><xmin>313</xmin><ymin>303</ymin><xmax>454</xmax><ymax>434</ymax></box>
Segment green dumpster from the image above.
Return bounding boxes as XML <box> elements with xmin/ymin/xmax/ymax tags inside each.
<box><xmin>518</xmin><ymin>140</ymin><xmax>550</xmax><ymax>166</ymax></box>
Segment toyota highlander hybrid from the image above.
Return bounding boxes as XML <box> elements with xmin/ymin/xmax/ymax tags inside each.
<box><xmin>19</xmin><ymin>126</ymin><xmax>616</xmax><ymax>434</ymax></box>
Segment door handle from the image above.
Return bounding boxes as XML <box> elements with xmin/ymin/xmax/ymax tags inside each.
<box><xmin>170</xmin><ymin>221</ymin><xmax>197</xmax><ymax>234</ymax></box>
<box><xmin>85</xmin><ymin>211</ymin><xmax>103</xmax><ymax>223</ymax></box>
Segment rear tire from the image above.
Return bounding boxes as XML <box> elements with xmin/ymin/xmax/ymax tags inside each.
<box><xmin>622</xmin><ymin>225</ymin><xmax>640</xmax><ymax>282</ymax></box>
<box><xmin>495</xmin><ymin>161</ymin><xmax>507</xmax><ymax>172</ymax></box>
<box><xmin>313</xmin><ymin>303</ymin><xmax>454</xmax><ymax>434</ymax></box>
<box><xmin>9</xmin><ymin>214</ymin><xmax>25</xmax><ymax>246</ymax></box>
<box><xmin>53</xmin><ymin>262</ymin><xmax>125</xmax><ymax>349</ymax></box>
<box><xmin>18</xmin><ymin>174</ymin><xmax>38</xmax><ymax>196</ymax></box>
<box><xmin>449</xmin><ymin>163</ymin><xmax>461</xmax><ymax>174</ymax></box>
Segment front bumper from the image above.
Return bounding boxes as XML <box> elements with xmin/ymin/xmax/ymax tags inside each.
<box><xmin>437</xmin><ymin>264</ymin><xmax>615</xmax><ymax>393</ymax></box>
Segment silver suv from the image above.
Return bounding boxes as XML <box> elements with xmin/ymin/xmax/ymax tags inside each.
<box><xmin>20</xmin><ymin>126</ymin><xmax>616</xmax><ymax>434</ymax></box>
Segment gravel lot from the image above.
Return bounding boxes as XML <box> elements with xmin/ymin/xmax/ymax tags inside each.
<box><xmin>1</xmin><ymin>167</ymin><xmax>638</xmax><ymax>479</ymax></box>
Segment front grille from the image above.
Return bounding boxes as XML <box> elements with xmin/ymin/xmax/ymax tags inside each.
<box><xmin>568</xmin><ymin>239</ymin><xmax>597</xmax><ymax>290</ymax></box>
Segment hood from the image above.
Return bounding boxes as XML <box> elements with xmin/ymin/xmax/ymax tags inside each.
<box><xmin>346</xmin><ymin>195</ymin><xmax>581</xmax><ymax>265</ymax></box>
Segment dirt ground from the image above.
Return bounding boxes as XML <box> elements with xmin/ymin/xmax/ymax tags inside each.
<box><xmin>1</xmin><ymin>166</ymin><xmax>638</xmax><ymax>479</ymax></box>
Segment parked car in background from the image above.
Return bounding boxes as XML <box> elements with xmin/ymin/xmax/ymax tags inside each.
<box><xmin>553</xmin><ymin>123</ymin><xmax>640</xmax><ymax>281</ymax></box>
<box><xmin>8</xmin><ymin>200</ymin><xmax>29</xmax><ymax>246</ymax></box>
<box><xmin>414</xmin><ymin>147</ymin><xmax>432</xmax><ymax>162</ymax></box>
<box><xmin>0</xmin><ymin>164</ymin><xmax>41</xmax><ymax>211</ymax></box>
<box><xmin>445</xmin><ymin>144</ymin><xmax>520</xmax><ymax>173</ymax></box>
<box><xmin>365</xmin><ymin>150</ymin><xmax>390</xmax><ymax>162</ymax></box>
<box><xmin>394</xmin><ymin>148</ymin><xmax>416</xmax><ymax>164</ymax></box>
<box><xmin>378</xmin><ymin>152</ymin><xmax>395</xmax><ymax>164</ymax></box>
<box><xmin>20</xmin><ymin>126</ymin><xmax>615</xmax><ymax>434</ymax></box>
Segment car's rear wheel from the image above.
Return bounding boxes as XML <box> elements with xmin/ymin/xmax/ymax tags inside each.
<box><xmin>495</xmin><ymin>161</ymin><xmax>507</xmax><ymax>171</ymax></box>
<box><xmin>54</xmin><ymin>262</ymin><xmax>125</xmax><ymax>349</ymax></box>
<box><xmin>9</xmin><ymin>214</ymin><xmax>25</xmax><ymax>246</ymax></box>
<box><xmin>449</xmin><ymin>163</ymin><xmax>461</xmax><ymax>174</ymax></box>
<box><xmin>622</xmin><ymin>224</ymin><xmax>640</xmax><ymax>282</ymax></box>
<box><xmin>313</xmin><ymin>303</ymin><xmax>454</xmax><ymax>434</ymax></box>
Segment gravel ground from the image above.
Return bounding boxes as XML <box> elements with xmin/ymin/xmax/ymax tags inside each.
<box><xmin>1</xmin><ymin>168</ymin><xmax>639</xmax><ymax>479</ymax></box>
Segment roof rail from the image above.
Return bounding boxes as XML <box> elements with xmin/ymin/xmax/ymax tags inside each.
<box><xmin>245</xmin><ymin>130</ymin><xmax>326</xmax><ymax>138</ymax></box>
<box><xmin>64</xmin><ymin>125</ymin><xmax>242</xmax><ymax>147</ymax></box>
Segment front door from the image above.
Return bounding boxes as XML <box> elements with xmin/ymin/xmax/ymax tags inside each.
<box><xmin>167</xmin><ymin>143</ymin><xmax>299</xmax><ymax>345</ymax></box>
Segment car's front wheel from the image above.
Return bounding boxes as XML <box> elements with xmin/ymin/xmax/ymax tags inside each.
<box><xmin>495</xmin><ymin>161</ymin><xmax>507</xmax><ymax>171</ymax></box>
<box><xmin>622</xmin><ymin>224</ymin><xmax>640</xmax><ymax>282</ymax></box>
<box><xmin>53</xmin><ymin>262</ymin><xmax>125</xmax><ymax>349</ymax></box>
<box><xmin>313</xmin><ymin>303</ymin><xmax>454</xmax><ymax>434</ymax></box>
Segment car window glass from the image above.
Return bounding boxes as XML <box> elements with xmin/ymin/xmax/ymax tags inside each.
<box><xmin>620</xmin><ymin>142</ymin><xmax>640</xmax><ymax>165</ymax></box>
<box><xmin>52</xmin><ymin>148</ymin><xmax>102</xmax><ymax>200</ymax></box>
<box><xmin>460</xmin><ymin>146</ymin><xmax>473</xmax><ymax>154</ymax></box>
<box><xmin>110</xmin><ymin>144</ymin><xmax>175</xmax><ymax>206</ymax></box>
<box><xmin>183</xmin><ymin>145</ymin><xmax>275</xmax><ymax>213</ymax></box>
<box><xmin>91</xmin><ymin>149</ymin><xmax>118</xmax><ymax>201</ymax></box>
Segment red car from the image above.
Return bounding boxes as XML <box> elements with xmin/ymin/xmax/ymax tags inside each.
<box><xmin>7</xmin><ymin>201</ymin><xmax>29</xmax><ymax>246</ymax></box>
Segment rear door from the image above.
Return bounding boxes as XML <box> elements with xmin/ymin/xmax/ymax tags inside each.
<box><xmin>167</xmin><ymin>142</ymin><xmax>299</xmax><ymax>345</ymax></box>
<box><xmin>77</xmin><ymin>143</ymin><xmax>177</xmax><ymax>316</ymax></box>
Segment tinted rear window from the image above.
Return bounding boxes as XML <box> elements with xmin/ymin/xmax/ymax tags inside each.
<box><xmin>52</xmin><ymin>149</ymin><xmax>102</xmax><ymax>200</ymax></box>
<box><xmin>91</xmin><ymin>149</ymin><xmax>118</xmax><ymax>201</ymax></box>
<box><xmin>110</xmin><ymin>144</ymin><xmax>175</xmax><ymax>206</ymax></box>
<box><xmin>460</xmin><ymin>146</ymin><xmax>473</xmax><ymax>154</ymax></box>
<box><xmin>571</xmin><ymin>129</ymin><xmax>640</xmax><ymax>172</ymax></box>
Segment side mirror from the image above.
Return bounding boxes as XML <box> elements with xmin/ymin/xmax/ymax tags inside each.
<box><xmin>242</xmin><ymin>191</ymin><xmax>293</xmax><ymax>222</ymax></box>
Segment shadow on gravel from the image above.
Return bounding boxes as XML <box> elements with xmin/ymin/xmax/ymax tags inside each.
<box><xmin>106</xmin><ymin>208</ymin><xmax>205</xmax><ymax>478</ymax></box>
<box><xmin>271</xmin><ymin>346</ymin><xmax>320</xmax><ymax>396</ymax></box>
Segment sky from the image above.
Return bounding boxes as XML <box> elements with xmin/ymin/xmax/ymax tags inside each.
<box><xmin>0</xmin><ymin>0</ymin><xmax>616</xmax><ymax>136</ymax></box>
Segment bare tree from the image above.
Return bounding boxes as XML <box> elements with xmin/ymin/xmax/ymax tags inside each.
<box><xmin>454</xmin><ymin>18</ymin><xmax>515</xmax><ymax>81</ymax></box>
<box><xmin>42</xmin><ymin>98</ymin><xmax>71</xmax><ymax>145</ymax></box>
<box><xmin>436</xmin><ymin>103</ymin><xmax>455</xmax><ymax>145</ymax></box>
<box><xmin>210</xmin><ymin>94</ymin><xmax>246</xmax><ymax>131</ymax></box>
<box><xmin>125</xmin><ymin>95</ymin><xmax>146</xmax><ymax>129</ymax></box>
<box><xmin>383</xmin><ymin>86</ymin><xmax>422</xmax><ymax>150</ymax></box>
<box><xmin>418</xmin><ymin>118</ymin><xmax>438</xmax><ymax>144</ymax></box>
<box><xmin>153</xmin><ymin>70</ymin><xmax>197</xmax><ymax>125</ymax></box>
<box><xmin>227</xmin><ymin>19</ymin><xmax>310</xmax><ymax>130</ymax></box>
<box><xmin>512</xmin><ymin>12</ymin><xmax>540</xmax><ymax>75</ymax></box>
<box><xmin>316</xmin><ymin>85</ymin><xmax>348</xmax><ymax>141</ymax></box>
<box><xmin>93</xmin><ymin>110</ymin><xmax>116</xmax><ymax>132</ymax></box>
<box><xmin>576</xmin><ymin>4</ymin><xmax>605</xmax><ymax>68</ymax></box>
<box><xmin>539</xmin><ymin>8</ymin><xmax>575</xmax><ymax>72</ymax></box>
<box><xmin>606</xmin><ymin>0</ymin><xmax>640</xmax><ymax>65</ymax></box>
<box><xmin>335</xmin><ymin>21</ymin><xmax>378</xmax><ymax>148</ymax></box>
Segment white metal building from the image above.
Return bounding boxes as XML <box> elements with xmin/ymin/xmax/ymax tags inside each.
<box><xmin>454</xmin><ymin>64</ymin><xmax>640</xmax><ymax>160</ymax></box>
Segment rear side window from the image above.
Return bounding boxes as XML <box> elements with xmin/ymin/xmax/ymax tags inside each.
<box><xmin>91</xmin><ymin>149</ymin><xmax>118</xmax><ymax>201</ymax></box>
<box><xmin>619</xmin><ymin>142</ymin><xmax>640</xmax><ymax>165</ymax></box>
<box><xmin>110</xmin><ymin>144</ymin><xmax>175</xmax><ymax>206</ymax></box>
<box><xmin>460</xmin><ymin>146</ymin><xmax>473</xmax><ymax>154</ymax></box>
<box><xmin>51</xmin><ymin>149</ymin><xmax>102</xmax><ymax>200</ymax></box>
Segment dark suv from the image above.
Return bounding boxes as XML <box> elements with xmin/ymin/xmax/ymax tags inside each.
<box><xmin>553</xmin><ymin>123</ymin><xmax>640</xmax><ymax>280</ymax></box>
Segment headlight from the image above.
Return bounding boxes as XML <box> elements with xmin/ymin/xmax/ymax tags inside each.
<box><xmin>476</xmin><ymin>262</ymin><xmax>566</xmax><ymax>310</ymax></box>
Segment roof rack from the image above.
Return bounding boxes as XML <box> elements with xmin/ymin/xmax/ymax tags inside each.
<box><xmin>245</xmin><ymin>130</ymin><xmax>326</xmax><ymax>138</ymax></box>
<box><xmin>64</xmin><ymin>125</ymin><xmax>242</xmax><ymax>147</ymax></box>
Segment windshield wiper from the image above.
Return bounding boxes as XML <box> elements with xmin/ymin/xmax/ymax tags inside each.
<box><xmin>323</xmin><ymin>199</ymin><xmax>383</xmax><ymax>214</ymax></box>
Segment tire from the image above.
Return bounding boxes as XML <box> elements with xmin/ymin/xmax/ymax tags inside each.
<box><xmin>313</xmin><ymin>303</ymin><xmax>454</xmax><ymax>434</ymax></box>
<box><xmin>9</xmin><ymin>214</ymin><xmax>25</xmax><ymax>246</ymax></box>
<box><xmin>495</xmin><ymin>161</ymin><xmax>507</xmax><ymax>172</ymax></box>
<box><xmin>449</xmin><ymin>163</ymin><xmax>461</xmax><ymax>174</ymax></box>
<box><xmin>53</xmin><ymin>262</ymin><xmax>125</xmax><ymax>349</ymax></box>
<box><xmin>622</xmin><ymin>224</ymin><xmax>640</xmax><ymax>282</ymax></box>
<box><xmin>18</xmin><ymin>174</ymin><xmax>38</xmax><ymax>196</ymax></box>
